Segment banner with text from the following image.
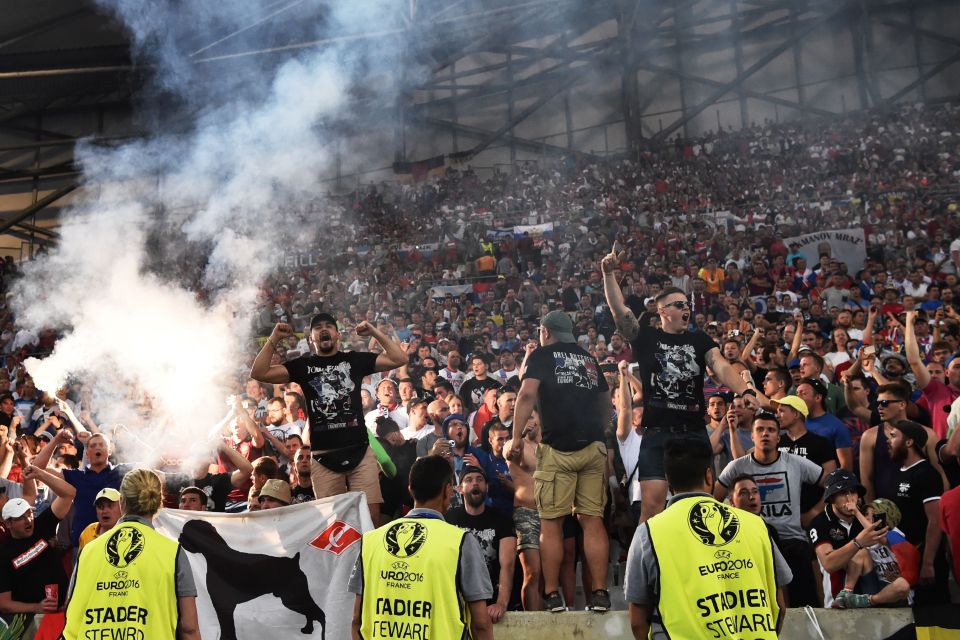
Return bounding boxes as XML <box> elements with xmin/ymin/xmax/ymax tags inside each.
<box><xmin>155</xmin><ymin>492</ymin><xmax>373</xmax><ymax>640</ymax></box>
<box><xmin>783</xmin><ymin>228</ymin><xmax>867</xmax><ymax>271</ymax></box>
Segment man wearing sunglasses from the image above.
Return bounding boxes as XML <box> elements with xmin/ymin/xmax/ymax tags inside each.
<box><xmin>602</xmin><ymin>243</ymin><xmax>767</xmax><ymax>525</ymax></box>
<box><xmin>858</xmin><ymin>383</ymin><xmax>945</xmax><ymax>503</ymax></box>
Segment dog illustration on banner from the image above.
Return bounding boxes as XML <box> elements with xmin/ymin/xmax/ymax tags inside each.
<box><xmin>178</xmin><ymin>520</ymin><xmax>326</xmax><ymax>640</ymax></box>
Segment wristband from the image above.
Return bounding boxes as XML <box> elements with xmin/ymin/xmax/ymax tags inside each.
<box><xmin>852</xmin><ymin>539</ymin><xmax>863</xmax><ymax>550</ymax></box>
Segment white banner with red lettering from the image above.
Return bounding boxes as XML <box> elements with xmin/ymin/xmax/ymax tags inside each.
<box><xmin>154</xmin><ymin>492</ymin><xmax>373</xmax><ymax>640</ymax></box>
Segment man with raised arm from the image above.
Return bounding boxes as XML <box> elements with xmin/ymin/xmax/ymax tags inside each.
<box><xmin>250</xmin><ymin>313</ymin><xmax>406</xmax><ymax>524</ymax></box>
<box><xmin>601</xmin><ymin>241</ymin><xmax>768</xmax><ymax>524</ymax></box>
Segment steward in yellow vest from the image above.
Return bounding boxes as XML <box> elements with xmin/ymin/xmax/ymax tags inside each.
<box><xmin>63</xmin><ymin>469</ymin><xmax>201</xmax><ymax>640</ymax></box>
<box><xmin>624</xmin><ymin>439</ymin><xmax>791</xmax><ymax>640</ymax></box>
<box><xmin>349</xmin><ymin>455</ymin><xmax>494</xmax><ymax>640</ymax></box>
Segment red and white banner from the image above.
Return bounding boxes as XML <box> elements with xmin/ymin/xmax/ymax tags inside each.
<box><xmin>154</xmin><ymin>492</ymin><xmax>373</xmax><ymax>640</ymax></box>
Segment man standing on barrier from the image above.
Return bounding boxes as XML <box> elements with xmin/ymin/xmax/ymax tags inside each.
<box><xmin>602</xmin><ymin>242</ymin><xmax>767</xmax><ymax>524</ymax></box>
<box><xmin>624</xmin><ymin>439</ymin><xmax>790</xmax><ymax>640</ymax></box>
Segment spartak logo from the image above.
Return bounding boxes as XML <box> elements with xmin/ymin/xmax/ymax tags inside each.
<box><xmin>310</xmin><ymin>520</ymin><xmax>361</xmax><ymax>555</ymax></box>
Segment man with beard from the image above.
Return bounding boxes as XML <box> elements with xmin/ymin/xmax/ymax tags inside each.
<box><xmin>251</xmin><ymin>313</ymin><xmax>407</xmax><ymax>524</ymax></box>
<box><xmin>439</xmin><ymin>350</ymin><xmax>466</xmax><ymax>395</ymax></box>
<box><xmin>447</xmin><ymin>466</ymin><xmax>516</xmax><ymax>624</ymax></box>
<box><xmin>603</xmin><ymin>242</ymin><xmax>765</xmax><ymax>527</ymax></box>
<box><xmin>858</xmin><ymin>383</ymin><xmax>945</xmax><ymax>502</ymax></box>
<box><xmin>885</xmin><ymin>419</ymin><xmax>948</xmax><ymax>605</ymax></box>
<box><xmin>289</xmin><ymin>448</ymin><xmax>314</xmax><ymax>503</ymax></box>
<box><xmin>905</xmin><ymin>311</ymin><xmax>960</xmax><ymax>440</ymax></box>
<box><xmin>415</xmin><ymin>399</ymin><xmax>450</xmax><ymax>458</ymax></box>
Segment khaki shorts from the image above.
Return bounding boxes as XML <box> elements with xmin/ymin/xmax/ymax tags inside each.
<box><xmin>513</xmin><ymin>506</ymin><xmax>541</xmax><ymax>550</ymax></box>
<box><xmin>310</xmin><ymin>446</ymin><xmax>383</xmax><ymax>505</ymax></box>
<box><xmin>533</xmin><ymin>441</ymin><xmax>607</xmax><ymax>519</ymax></box>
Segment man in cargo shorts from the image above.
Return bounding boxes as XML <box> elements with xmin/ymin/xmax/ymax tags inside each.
<box><xmin>505</xmin><ymin>408</ymin><xmax>543</xmax><ymax>611</ymax></box>
<box><xmin>511</xmin><ymin>310</ymin><xmax>611</xmax><ymax>613</ymax></box>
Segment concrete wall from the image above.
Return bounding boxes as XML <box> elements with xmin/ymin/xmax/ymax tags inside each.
<box><xmin>493</xmin><ymin>609</ymin><xmax>915</xmax><ymax>639</ymax></box>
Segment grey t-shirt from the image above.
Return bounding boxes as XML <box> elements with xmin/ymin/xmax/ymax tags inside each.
<box><xmin>347</xmin><ymin>508</ymin><xmax>493</xmax><ymax>602</ymax></box>
<box><xmin>0</xmin><ymin>477</ymin><xmax>23</xmax><ymax>499</ymax></box>
<box><xmin>719</xmin><ymin>452</ymin><xmax>823</xmax><ymax>541</ymax></box>
<box><xmin>624</xmin><ymin>493</ymin><xmax>793</xmax><ymax>614</ymax></box>
<box><xmin>67</xmin><ymin>515</ymin><xmax>197</xmax><ymax>599</ymax></box>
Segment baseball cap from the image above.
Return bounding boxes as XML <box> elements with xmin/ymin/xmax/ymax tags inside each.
<box><xmin>822</xmin><ymin>469</ymin><xmax>865</xmax><ymax>503</ymax></box>
<box><xmin>95</xmin><ymin>488</ymin><xmax>121</xmax><ymax>504</ymax></box>
<box><xmin>258</xmin><ymin>479</ymin><xmax>292</xmax><ymax>505</ymax></box>
<box><xmin>460</xmin><ymin>465</ymin><xmax>486</xmax><ymax>481</ymax></box>
<box><xmin>309</xmin><ymin>312</ymin><xmax>338</xmax><ymax>329</ymax></box>
<box><xmin>892</xmin><ymin>419</ymin><xmax>927</xmax><ymax>451</ymax></box>
<box><xmin>442</xmin><ymin>413</ymin><xmax>467</xmax><ymax>433</ymax></box>
<box><xmin>541</xmin><ymin>310</ymin><xmax>575</xmax><ymax>343</ymax></box>
<box><xmin>1</xmin><ymin>498</ymin><xmax>31</xmax><ymax>520</ymax></box>
<box><xmin>376</xmin><ymin>377</ymin><xmax>399</xmax><ymax>389</ymax></box>
<box><xmin>771</xmin><ymin>395</ymin><xmax>808</xmax><ymax>418</ymax></box>
<box><xmin>787</xmin><ymin>358</ymin><xmax>801</xmax><ymax>369</ymax></box>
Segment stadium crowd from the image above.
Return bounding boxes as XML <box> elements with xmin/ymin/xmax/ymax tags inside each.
<box><xmin>1</xmin><ymin>101</ymin><xmax>960</xmax><ymax>635</ymax></box>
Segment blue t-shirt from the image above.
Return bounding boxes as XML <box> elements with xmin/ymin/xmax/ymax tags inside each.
<box><xmin>805</xmin><ymin>413</ymin><xmax>852</xmax><ymax>451</ymax></box>
<box><xmin>62</xmin><ymin>463</ymin><xmax>133</xmax><ymax>547</ymax></box>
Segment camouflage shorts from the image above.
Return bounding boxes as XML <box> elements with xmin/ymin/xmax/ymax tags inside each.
<box><xmin>513</xmin><ymin>506</ymin><xmax>541</xmax><ymax>550</ymax></box>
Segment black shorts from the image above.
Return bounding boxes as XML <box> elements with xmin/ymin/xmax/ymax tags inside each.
<box><xmin>637</xmin><ymin>428</ymin><xmax>709</xmax><ymax>481</ymax></box>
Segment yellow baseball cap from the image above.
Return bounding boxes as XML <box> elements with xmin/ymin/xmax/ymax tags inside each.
<box><xmin>771</xmin><ymin>395</ymin><xmax>809</xmax><ymax>417</ymax></box>
<box><xmin>95</xmin><ymin>488</ymin><xmax>121</xmax><ymax>503</ymax></box>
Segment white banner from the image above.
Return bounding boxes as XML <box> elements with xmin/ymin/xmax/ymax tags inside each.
<box><xmin>783</xmin><ymin>228</ymin><xmax>867</xmax><ymax>271</ymax></box>
<box><xmin>154</xmin><ymin>492</ymin><xmax>374</xmax><ymax>640</ymax></box>
<box><xmin>428</xmin><ymin>284</ymin><xmax>473</xmax><ymax>299</ymax></box>
<box><xmin>512</xmin><ymin>221</ymin><xmax>553</xmax><ymax>237</ymax></box>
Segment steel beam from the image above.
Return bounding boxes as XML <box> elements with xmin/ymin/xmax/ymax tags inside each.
<box><xmin>0</xmin><ymin>184</ymin><xmax>78</xmax><ymax>235</ymax></box>
<box><xmin>653</xmin><ymin>3</ymin><xmax>848</xmax><ymax>141</ymax></box>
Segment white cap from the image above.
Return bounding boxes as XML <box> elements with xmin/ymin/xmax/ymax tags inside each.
<box><xmin>2</xmin><ymin>498</ymin><xmax>31</xmax><ymax>520</ymax></box>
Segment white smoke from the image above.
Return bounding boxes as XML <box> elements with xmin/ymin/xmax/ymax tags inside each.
<box><xmin>13</xmin><ymin>0</ymin><xmax>408</xmax><ymax>461</ymax></box>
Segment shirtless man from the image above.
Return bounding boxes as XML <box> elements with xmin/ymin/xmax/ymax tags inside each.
<box><xmin>504</xmin><ymin>410</ymin><xmax>542</xmax><ymax>611</ymax></box>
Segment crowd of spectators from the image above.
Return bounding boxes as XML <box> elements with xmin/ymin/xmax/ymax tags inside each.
<box><xmin>1</xmin><ymin>101</ymin><xmax>960</xmax><ymax>632</ymax></box>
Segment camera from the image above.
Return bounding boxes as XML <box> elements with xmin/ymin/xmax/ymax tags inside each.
<box><xmin>447</xmin><ymin>439</ymin><xmax>457</xmax><ymax>449</ymax></box>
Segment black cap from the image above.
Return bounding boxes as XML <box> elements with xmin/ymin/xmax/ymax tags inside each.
<box><xmin>892</xmin><ymin>419</ymin><xmax>928</xmax><ymax>451</ymax></box>
<box><xmin>460</xmin><ymin>465</ymin><xmax>486</xmax><ymax>481</ymax></box>
<box><xmin>310</xmin><ymin>312</ymin><xmax>337</xmax><ymax>329</ymax></box>
<box><xmin>822</xmin><ymin>469</ymin><xmax>865</xmax><ymax>503</ymax></box>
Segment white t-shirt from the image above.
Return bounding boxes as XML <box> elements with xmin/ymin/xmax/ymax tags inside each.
<box><xmin>617</xmin><ymin>429</ymin><xmax>643</xmax><ymax>503</ymax></box>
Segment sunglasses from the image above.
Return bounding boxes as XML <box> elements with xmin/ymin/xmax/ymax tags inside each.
<box><xmin>660</xmin><ymin>301</ymin><xmax>691</xmax><ymax>310</ymax></box>
<box><xmin>877</xmin><ymin>399</ymin><xmax>904</xmax><ymax>408</ymax></box>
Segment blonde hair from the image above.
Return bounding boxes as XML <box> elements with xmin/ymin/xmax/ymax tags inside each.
<box><xmin>120</xmin><ymin>468</ymin><xmax>163</xmax><ymax>517</ymax></box>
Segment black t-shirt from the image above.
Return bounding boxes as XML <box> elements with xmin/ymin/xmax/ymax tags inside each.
<box><xmin>284</xmin><ymin>351</ymin><xmax>378</xmax><ymax>450</ymax></box>
<box><xmin>0</xmin><ymin>509</ymin><xmax>68</xmax><ymax>609</ymax></box>
<box><xmin>891</xmin><ymin>459</ymin><xmax>945</xmax><ymax>547</ymax></box>
<box><xmin>446</xmin><ymin>506</ymin><xmax>515</xmax><ymax>602</ymax></box>
<box><xmin>779</xmin><ymin>429</ymin><xmax>836</xmax><ymax>512</ymax></box>
<box><xmin>192</xmin><ymin>472</ymin><xmax>234</xmax><ymax>512</ymax></box>
<box><xmin>631</xmin><ymin>326</ymin><xmax>718</xmax><ymax>430</ymax></box>
<box><xmin>458</xmin><ymin>376</ymin><xmax>502</xmax><ymax>414</ymax></box>
<box><xmin>290</xmin><ymin>484</ymin><xmax>315</xmax><ymax>504</ymax></box>
<box><xmin>936</xmin><ymin>439</ymin><xmax>960</xmax><ymax>489</ymax></box>
<box><xmin>524</xmin><ymin>343</ymin><xmax>609</xmax><ymax>451</ymax></box>
<box><xmin>809</xmin><ymin>506</ymin><xmax>862</xmax><ymax>551</ymax></box>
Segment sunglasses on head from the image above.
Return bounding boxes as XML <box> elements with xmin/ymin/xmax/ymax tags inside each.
<box><xmin>755</xmin><ymin>409</ymin><xmax>779</xmax><ymax>422</ymax></box>
<box><xmin>660</xmin><ymin>301</ymin><xmax>690</xmax><ymax>310</ymax></box>
<box><xmin>877</xmin><ymin>399</ymin><xmax>903</xmax><ymax>408</ymax></box>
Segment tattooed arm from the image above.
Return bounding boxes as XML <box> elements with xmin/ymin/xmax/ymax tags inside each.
<box><xmin>601</xmin><ymin>241</ymin><xmax>639</xmax><ymax>341</ymax></box>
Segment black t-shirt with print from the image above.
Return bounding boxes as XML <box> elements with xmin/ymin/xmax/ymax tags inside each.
<box><xmin>631</xmin><ymin>326</ymin><xmax>718</xmax><ymax>430</ymax></box>
<box><xmin>284</xmin><ymin>351</ymin><xmax>378</xmax><ymax>450</ymax></box>
<box><xmin>0</xmin><ymin>509</ymin><xmax>68</xmax><ymax>609</ymax></box>
<box><xmin>459</xmin><ymin>376</ymin><xmax>502</xmax><ymax>414</ymax></box>
<box><xmin>290</xmin><ymin>484</ymin><xmax>315</xmax><ymax>504</ymax></box>
<box><xmin>524</xmin><ymin>342</ymin><xmax>610</xmax><ymax>451</ymax></box>
<box><xmin>446</xmin><ymin>506</ymin><xmax>515</xmax><ymax>603</ymax></box>
<box><xmin>779</xmin><ymin>430</ymin><xmax>836</xmax><ymax>512</ymax></box>
<box><xmin>892</xmin><ymin>459</ymin><xmax>945</xmax><ymax>547</ymax></box>
<box><xmin>193</xmin><ymin>472</ymin><xmax>234</xmax><ymax>512</ymax></box>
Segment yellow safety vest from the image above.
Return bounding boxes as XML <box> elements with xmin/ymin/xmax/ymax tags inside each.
<box><xmin>63</xmin><ymin>520</ymin><xmax>180</xmax><ymax>640</ymax></box>
<box><xmin>360</xmin><ymin>517</ymin><xmax>470</xmax><ymax>640</ymax></box>
<box><xmin>646</xmin><ymin>496</ymin><xmax>780</xmax><ymax>640</ymax></box>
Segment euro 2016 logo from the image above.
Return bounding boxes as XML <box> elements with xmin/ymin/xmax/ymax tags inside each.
<box><xmin>384</xmin><ymin>522</ymin><xmax>428</xmax><ymax>558</ymax></box>
<box><xmin>105</xmin><ymin>527</ymin><xmax>145</xmax><ymax>568</ymax></box>
<box><xmin>688</xmin><ymin>500</ymin><xmax>740</xmax><ymax>546</ymax></box>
